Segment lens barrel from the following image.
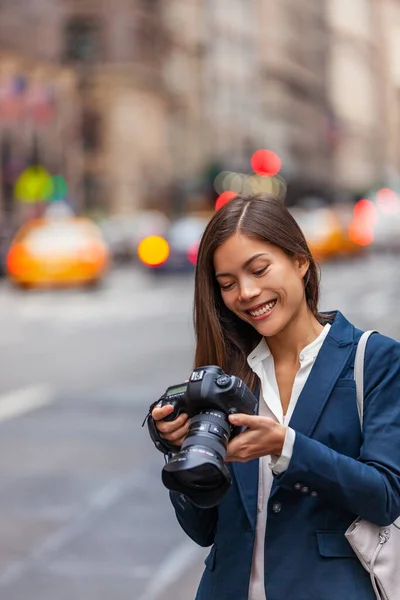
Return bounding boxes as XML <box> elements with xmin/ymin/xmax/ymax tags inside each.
<box><xmin>162</xmin><ymin>410</ymin><xmax>232</xmax><ymax>507</ymax></box>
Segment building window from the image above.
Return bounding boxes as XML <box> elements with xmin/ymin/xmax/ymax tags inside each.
<box><xmin>63</xmin><ymin>18</ymin><xmax>103</xmax><ymax>63</ymax></box>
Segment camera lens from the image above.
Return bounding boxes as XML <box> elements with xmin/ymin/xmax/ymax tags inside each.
<box><xmin>172</xmin><ymin>462</ymin><xmax>224</xmax><ymax>490</ymax></box>
<box><xmin>161</xmin><ymin>410</ymin><xmax>233</xmax><ymax>507</ymax></box>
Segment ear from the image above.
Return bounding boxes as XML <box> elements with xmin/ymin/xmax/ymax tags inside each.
<box><xmin>294</xmin><ymin>255</ymin><xmax>310</xmax><ymax>279</ymax></box>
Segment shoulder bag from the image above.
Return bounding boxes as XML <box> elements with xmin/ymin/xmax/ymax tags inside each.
<box><xmin>345</xmin><ymin>330</ymin><xmax>400</xmax><ymax>600</ymax></box>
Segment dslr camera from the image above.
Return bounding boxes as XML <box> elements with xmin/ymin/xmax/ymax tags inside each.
<box><xmin>144</xmin><ymin>365</ymin><xmax>258</xmax><ymax>508</ymax></box>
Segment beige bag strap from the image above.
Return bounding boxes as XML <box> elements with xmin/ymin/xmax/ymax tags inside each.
<box><xmin>354</xmin><ymin>330</ymin><xmax>378</xmax><ymax>425</ymax></box>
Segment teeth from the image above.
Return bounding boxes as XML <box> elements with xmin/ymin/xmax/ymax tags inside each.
<box><xmin>249</xmin><ymin>300</ymin><xmax>276</xmax><ymax>317</ymax></box>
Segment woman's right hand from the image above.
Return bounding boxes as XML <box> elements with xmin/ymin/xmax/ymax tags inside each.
<box><xmin>152</xmin><ymin>403</ymin><xmax>190</xmax><ymax>448</ymax></box>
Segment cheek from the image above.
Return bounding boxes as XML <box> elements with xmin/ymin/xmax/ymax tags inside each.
<box><xmin>276</xmin><ymin>272</ymin><xmax>305</xmax><ymax>305</ymax></box>
<box><xmin>285</xmin><ymin>277</ymin><xmax>306</xmax><ymax>306</ymax></box>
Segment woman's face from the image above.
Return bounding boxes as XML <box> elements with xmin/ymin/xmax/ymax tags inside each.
<box><xmin>213</xmin><ymin>233</ymin><xmax>309</xmax><ymax>338</ymax></box>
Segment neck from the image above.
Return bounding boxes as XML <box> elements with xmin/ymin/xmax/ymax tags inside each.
<box><xmin>266</xmin><ymin>305</ymin><xmax>324</xmax><ymax>364</ymax></box>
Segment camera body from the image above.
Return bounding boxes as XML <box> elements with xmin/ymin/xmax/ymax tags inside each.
<box><xmin>160</xmin><ymin>364</ymin><xmax>256</xmax><ymax>428</ymax></box>
<box><xmin>146</xmin><ymin>365</ymin><xmax>258</xmax><ymax>508</ymax></box>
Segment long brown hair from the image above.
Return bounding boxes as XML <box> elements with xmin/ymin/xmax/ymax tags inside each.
<box><xmin>193</xmin><ymin>193</ymin><xmax>330</xmax><ymax>388</ymax></box>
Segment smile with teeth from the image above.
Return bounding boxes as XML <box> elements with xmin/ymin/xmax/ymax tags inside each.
<box><xmin>248</xmin><ymin>300</ymin><xmax>277</xmax><ymax>317</ymax></box>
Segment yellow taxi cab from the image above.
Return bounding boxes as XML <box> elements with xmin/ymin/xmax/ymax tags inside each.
<box><xmin>6</xmin><ymin>216</ymin><xmax>110</xmax><ymax>289</ymax></box>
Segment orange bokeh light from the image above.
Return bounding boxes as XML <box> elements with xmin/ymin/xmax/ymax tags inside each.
<box><xmin>138</xmin><ymin>235</ymin><xmax>170</xmax><ymax>267</ymax></box>
<box><xmin>215</xmin><ymin>191</ymin><xmax>237</xmax><ymax>211</ymax></box>
<box><xmin>251</xmin><ymin>149</ymin><xmax>281</xmax><ymax>177</ymax></box>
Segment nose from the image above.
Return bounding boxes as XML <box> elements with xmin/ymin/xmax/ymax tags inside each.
<box><xmin>238</xmin><ymin>280</ymin><xmax>261</xmax><ymax>303</ymax></box>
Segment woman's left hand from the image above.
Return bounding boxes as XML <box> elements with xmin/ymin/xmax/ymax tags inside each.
<box><xmin>225</xmin><ymin>414</ymin><xmax>286</xmax><ymax>463</ymax></box>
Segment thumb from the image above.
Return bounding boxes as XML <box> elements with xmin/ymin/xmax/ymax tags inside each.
<box><xmin>228</xmin><ymin>413</ymin><xmax>255</xmax><ymax>427</ymax></box>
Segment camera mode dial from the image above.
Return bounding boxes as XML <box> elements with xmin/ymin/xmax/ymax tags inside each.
<box><xmin>215</xmin><ymin>375</ymin><xmax>231</xmax><ymax>388</ymax></box>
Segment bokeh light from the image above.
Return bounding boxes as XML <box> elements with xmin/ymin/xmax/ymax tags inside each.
<box><xmin>42</xmin><ymin>175</ymin><xmax>68</xmax><ymax>202</ymax></box>
<box><xmin>138</xmin><ymin>236</ymin><xmax>170</xmax><ymax>267</ymax></box>
<box><xmin>215</xmin><ymin>191</ymin><xmax>237</xmax><ymax>211</ymax></box>
<box><xmin>251</xmin><ymin>149</ymin><xmax>281</xmax><ymax>177</ymax></box>
<box><xmin>187</xmin><ymin>241</ymin><xmax>199</xmax><ymax>266</ymax></box>
<box><xmin>353</xmin><ymin>198</ymin><xmax>378</xmax><ymax>226</ymax></box>
<box><xmin>376</xmin><ymin>188</ymin><xmax>400</xmax><ymax>215</ymax></box>
<box><xmin>348</xmin><ymin>199</ymin><xmax>377</xmax><ymax>246</ymax></box>
<box><xmin>348</xmin><ymin>220</ymin><xmax>374</xmax><ymax>246</ymax></box>
<box><xmin>214</xmin><ymin>171</ymin><xmax>230</xmax><ymax>194</ymax></box>
<box><xmin>14</xmin><ymin>166</ymin><xmax>52</xmax><ymax>203</ymax></box>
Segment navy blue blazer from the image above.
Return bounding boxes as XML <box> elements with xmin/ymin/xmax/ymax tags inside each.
<box><xmin>169</xmin><ymin>311</ymin><xmax>400</xmax><ymax>600</ymax></box>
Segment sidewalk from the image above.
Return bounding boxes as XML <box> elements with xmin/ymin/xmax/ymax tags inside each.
<box><xmin>164</xmin><ymin>552</ymin><xmax>206</xmax><ymax>600</ymax></box>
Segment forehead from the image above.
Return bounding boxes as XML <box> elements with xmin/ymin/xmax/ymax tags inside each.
<box><xmin>213</xmin><ymin>234</ymin><xmax>281</xmax><ymax>271</ymax></box>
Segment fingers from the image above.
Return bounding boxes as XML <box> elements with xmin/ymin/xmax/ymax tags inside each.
<box><xmin>152</xmin><ymin>404</ymin><xmax>175</xmax><ymax>422</ymax></box>
<box><xmin>228</xmin><ymin>413</ymin><xmax>257</xmax><ymax>427</ymax></box>
<box><xmin>152</xmin><ymin>406</ymin><xmax>189</xmax><ymax>434</ymax></box>
<box><xmin>164</xmin><ymin>421</ymin><xmax>190</xmax><ymax>444</ymax></box>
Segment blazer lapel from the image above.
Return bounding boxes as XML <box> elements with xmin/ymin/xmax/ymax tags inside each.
<box><xmin>270</xmin><ymin>311</ymin><xmax>355</xmax><ymax>496</ymax></box>
<box><xmin>287</xmin><ymin>335</ymin><xmax>353</xmax><ymax>436</ymax></box>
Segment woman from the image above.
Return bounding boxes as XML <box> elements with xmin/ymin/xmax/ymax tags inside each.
<box><xmin>152</xmin><ymin>193</ymin><xmax>400</xmax><ymax>600</ymax></box>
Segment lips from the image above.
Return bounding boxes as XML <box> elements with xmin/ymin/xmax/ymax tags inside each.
<box><xmin>246</xmin><ymin>299</ymin><xmax>277</xmax><ymax>317</ymax></box>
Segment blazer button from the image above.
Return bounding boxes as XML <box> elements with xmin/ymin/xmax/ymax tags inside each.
<box><xmin>294</xmin><ymin>483</ymin><xmax>302</xmax><ymax>490</ymax></box>
<box><xmin>272</xmin><ymin>502</ymin><xmax>282</xmax><ymax>514</ymax></box>
<box><xmin>301</xmin><ymin>486</ymin><xmax>309</xmax><ymax>494</ymax></box>
<box><xmin>311</xmin><ymin>491</ymin><xmax>318</xmax><ymax>497</ymax></box>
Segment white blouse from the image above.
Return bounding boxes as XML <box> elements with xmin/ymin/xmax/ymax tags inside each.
<box><xmin>247</xmin><ymin>324</ymin><xmax>331</xmax><ymax>600</ymax></box>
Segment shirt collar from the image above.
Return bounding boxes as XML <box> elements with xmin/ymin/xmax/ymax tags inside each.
<box><xmin>247</xmin><ymin>337</ymin><xmax>271</xmax><ymax>368</ymax></box>
<box><xmin>247</xmin><ymin>323</ymin><xmax>331</xmax><ymax>368</ymax></box>
<box><xmin>299</xmin><ymin>323</ymin><xmax>331</xmax><ymax>361</ymax></box>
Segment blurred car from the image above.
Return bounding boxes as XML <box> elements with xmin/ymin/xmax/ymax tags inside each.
<box><xmin>99</xmin><ymin>210</ymin><xmax>170</xmax><ymax>263</ymax></box>
<box><xmin>138</xmin><ymin>215</ymin><xmax>210</xmax><ymax>273</ymax></box>
<box><xmin>290</xmin><ymin>205</ymin><xmax>364</xmax><ymax>262</ymax></box>
<box><xmin>6</xmin><ymin>217</ymin><xmax>110</xmax><ymax>289</ymax></box>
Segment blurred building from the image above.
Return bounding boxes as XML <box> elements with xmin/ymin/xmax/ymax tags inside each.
<box><xmin>257</xmin><ymin>0</ymin><xmax>332</xmax><ymax>204</ymax></box>
<box><xmin>1</xmin><ymin>0</ymin><xmax>400</xmax><ymax>217</ymax></box>
<box><xmin>325</xmin><ymin>0</ymin><xmax>391</xmax><ymax>196</ymax></box>
<box><xmin>0</xmin><ymin>52</ymin><xmax>81</xmax><ymax>227</ymax></box>
<box><xmin>380</xmin><ymin>0</ymin><xmax>400</xmax><ymax>186</ymax></box>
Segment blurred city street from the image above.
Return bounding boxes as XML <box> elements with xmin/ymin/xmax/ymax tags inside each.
<box><xmin>0</xmin><ymin>1</ymin><xmax>399</xmax><ymax>599</ymax></box>
<box><xmin>0</xmin><ymin>253</ymin><xmax>398</xmax><ymax>600</ymax></box>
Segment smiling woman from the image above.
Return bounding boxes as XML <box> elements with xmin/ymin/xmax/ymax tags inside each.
<box><xmin>150</xmin><ymin>193</ymin><xmax>400</xmax><ymax>600</ymax></box>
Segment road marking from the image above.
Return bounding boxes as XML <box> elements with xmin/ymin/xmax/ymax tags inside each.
<box><xmin>0</xmin><ymin>384</ymin><xmax>54</xmax><ymax>424</ymax></box>
<box><xmin>136</xmin><ymin>540</ymin><xmax>206</xmax><ymax>600</ymax></box>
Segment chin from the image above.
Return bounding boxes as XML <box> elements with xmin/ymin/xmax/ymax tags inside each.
<box><xmin>252</xmin><ymin>315</ymin><xmax>286</xmax><ymax>338</ymax></box>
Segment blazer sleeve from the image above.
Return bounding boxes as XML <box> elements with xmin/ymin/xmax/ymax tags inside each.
<box><xmin>275</xmin><ymin>334</ymin><xmax>400</xmax><ymax>526</ymax></box>
<box><xmin>169</xmin><ymin>491</ymin><xmax>217</xmax><ymax>547</ymax></box>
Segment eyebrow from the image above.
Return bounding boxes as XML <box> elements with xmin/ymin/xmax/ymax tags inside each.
<box><xmin>215</xmin><ymin>253</ymin><xmax>271</xmax><ymax>278</ymax></box>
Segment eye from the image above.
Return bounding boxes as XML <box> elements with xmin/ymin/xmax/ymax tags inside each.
<box><xmin>220</xmin><ymin>282</ymin><xmax>235</xmax><ymax>291</ymax></box>
<box><xmin>253</xmin><ymin>267</ymin><xmax>267</xmax><ymax>277</ymax></box>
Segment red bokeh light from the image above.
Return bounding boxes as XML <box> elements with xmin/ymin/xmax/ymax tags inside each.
<box><xmin>215</xmin><ymin>191</ymin><xmax>237</xmax><ymax>211</ymax></box>
<box><xmin>348</xmin><ymin>221</ymin><xmax>374</xmax><ymax>246</ymax></box>
<box><xmin>187</xmin><ymin>241</ymin><xmax>199</xmax><ymax>266</ymax></box>
<box><xmin>348</xmin><ymin>199</ymin><xmax>377</xmax><ymax>246</ymax></box>
<box><xmin>251</xmin><ymin>149</ymin><xmax>281</xmax><ymax>177</ymax></box>
<box><xmin>353</xmin><ymin>199</ymin><xmax>378</xmax><ymax>226</ymax></box>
